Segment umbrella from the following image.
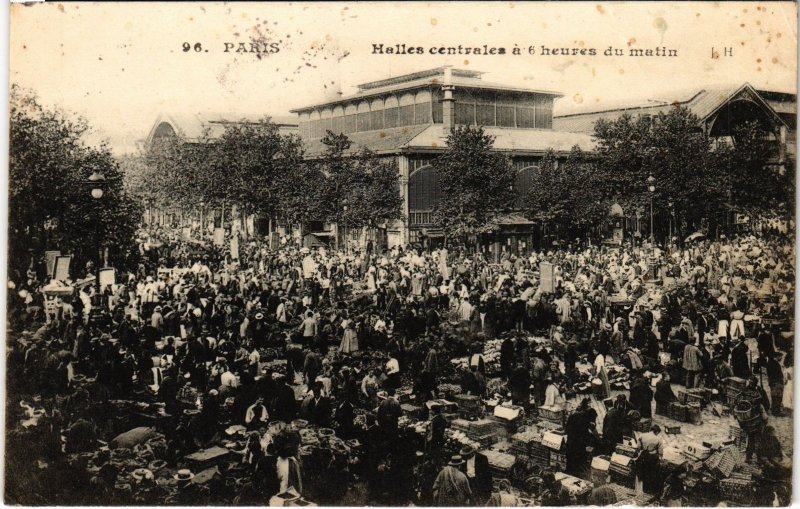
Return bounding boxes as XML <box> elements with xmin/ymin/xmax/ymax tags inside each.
<box><xmin>684</xmin><ymin>232</ymin><xmax>706</xmax><ymax>243</ymax></box>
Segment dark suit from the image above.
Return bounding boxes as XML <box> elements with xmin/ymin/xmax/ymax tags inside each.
<box><xmin>270</xmin><ymin>384</ymin><xmax>298</xmax><ymax>422</ymax></box>
<box><xmin>300</xmin><ymin>394</ymin><xmax>331</xmax><ymax>427</ymax></box>
<box><xmin>465</xmin><ymin>453</ymin><xmax>492</xmax><ymax>503</ymax></box>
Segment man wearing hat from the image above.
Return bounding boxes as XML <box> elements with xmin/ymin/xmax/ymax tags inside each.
<box><xmin>460</xmin><ymin>445</ymin><xmax>492</xmax><ymax>504</ymax></box>
<box><xmin>432</xmin><ymin>455</ymin><xmax>472</xmax><ymax>506</ymax></box>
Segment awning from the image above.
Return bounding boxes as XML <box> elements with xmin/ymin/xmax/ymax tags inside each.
<box><xmin>420</xmin><ymin>228</ymin><xmax>445</xmax><ymax>238</ymax></box>
<box><xmin>492</xmin><ymin>214</ymin><xmax>535</xmax><ymax>226</ymax></box>
<box><xmin>308</xmin><ymin>231</ymin><xmax>335</xmax><ymax>237</ymax></box>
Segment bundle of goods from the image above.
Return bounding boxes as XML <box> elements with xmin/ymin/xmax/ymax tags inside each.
<box><xmin>445</xmin><ymin>429</ymin><xmax>481</xmax><ymax>451</ymax></box>
<box><xmin>607</xmin><ymin>366</ymin><xmax>631</xmax><ymax>390</ymax></box>
<box><xmin>183</xmin><ymin>446</ymin><xmax>231</xmax><ymax>468</ymax></box>
<box><xmin>436</xmin><ymin>383</ymin><xmax>462</xmax><ymax>399</ymax></box>
<box><xmin>400</xmin><ymin>403</ymin><xmax>424</xmax><ymax>419</ymax></box>
<box><xmin>448</xmin><ymin>339</ymin><xmax>503</xmax><ymax>376</ymax></box>
<box><xmin>483</xmin><ymin>450</ymin><xmax>517</xmax><ymax>480</ymax></box>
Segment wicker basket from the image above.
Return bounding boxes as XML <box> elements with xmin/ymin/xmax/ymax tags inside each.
<box><xmin>632</xmin><ymin>417</ymin><xmax>653</xmax><ymax>432</ymax></box>
<box><xmin>733</xmin><ymin>400</ymin><xmax>755</xmax><ymax>421</ymax></box>
<box><xmin>668</xmin><ymin>402</ymin><xmax>688</xmax><ymax>422</ymax></box>
<box><xmin>736</xmin><ymin>414</ymin><xmax>763</xmax><ymax>432</ymax></box>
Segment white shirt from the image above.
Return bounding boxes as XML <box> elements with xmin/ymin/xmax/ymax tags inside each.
<box><xmin>220</xmin><ymin>371</ymin><xmax>239</xmax><ymax>387</ymax></box>
<box><xmin>386</xmin><ymin>358</ymin><xmax>400</xmax><ymax>375</ymax></box>
<box><xmin>277</xmin><ymin>457</ymin><xmax>290</xmax><ymax>493</ymax></box>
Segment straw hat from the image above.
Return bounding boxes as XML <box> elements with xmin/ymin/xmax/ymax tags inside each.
<box><xmin>173</xmin><ymin>469</ymin><xmax>195</xmax><ymax>481</ymax></box>
<box><xmin>132</xmin><ymin>468</ymin><xmax>154</xmax><ymax>481</ymax></box>
<box><xmin>448</xmin><ymin>455</ymin><xmax>464</xmax><ymax>467</ymax></box>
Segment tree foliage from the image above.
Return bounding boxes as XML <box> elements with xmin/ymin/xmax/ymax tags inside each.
<box><xmin>317</xmin><ymin>131</ymin><xmax>403</xmax><ymax>229</ymax></box>
<box><xmin>524</xmin><ymin>147</ymin><xmax>608</xmax><ymax>238</ymax></box>
<box><xmin>592</xmin><ymin>106</ymin><xmax>778</xmax><ymax>239</ymax></box>
<box><xmin>431</xmin><ymin>125</ymin><xmax>517</xmax><ymax>239</ymax></box>
<box><xmin>9</xmin><ymin>85</ymin><xmax>142</xmax><ymax>280</ymax></box>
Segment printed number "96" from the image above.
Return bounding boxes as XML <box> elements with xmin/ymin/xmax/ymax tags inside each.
<box><xmin>182</xmin><ymin>42</ymin><xmax>204</xmax><ymax>52</ymax></box>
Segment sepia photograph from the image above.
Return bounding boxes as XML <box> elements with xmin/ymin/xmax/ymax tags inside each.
<box><xmin>6</xmin><ymin>2</ymin><xmax>797</xmax><ymax>506</ymax></box>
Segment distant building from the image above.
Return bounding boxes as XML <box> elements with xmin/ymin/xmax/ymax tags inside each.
<box><xmin>553</xmin><ymin>83</ymin><xmax>795</xmax><ymax>171</ymax></box>
<box><xmin>292</xmin><ymin>66</ymin><xmax>594</xmax><ymax>249</ymax></box>
<box><xmin>146</xmin><ymin>112</ymin><xmax>298</xmax><ymax>148</ymax></box>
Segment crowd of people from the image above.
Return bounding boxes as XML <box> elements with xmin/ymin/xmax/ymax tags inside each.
<box><xmin>5</xmin><ymin>221</ymin><xmax>795</xmax><ymax>505</ymax></box>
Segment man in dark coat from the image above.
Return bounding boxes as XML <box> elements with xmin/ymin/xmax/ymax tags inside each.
<box><xmin>629</xmin><ymin>376</ymin><xmax>654</xmax><ymax>418</ymax></box>
<box><xmin>299</xmin><ymin>382</ymin><xmax>331</xmax><ymax>426</ymax></box>
<box><xmin>500</xmin><ymin>336</ymin><xmax>515</xmax><ymax>380</ymax></box>
<box><xmin>270</xmin><ymin>374</ymin><xmax>298</xmax><ymax>422</ymax></box>
<box><xmin>460</xmin><ymin>446</ymin><xmax>492</xmax><ymax>504</ymax></box>
<box><xmin>509</xmin><ymin>363</ymin><xmax>531</xmax><ymax>409</ymax></box>
<box><xmin>731</xmin><ymin>338</ymin><xmax>751</xmax><ymax>379</ymax></box>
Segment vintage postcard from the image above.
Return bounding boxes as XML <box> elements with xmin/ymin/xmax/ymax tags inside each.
<box><xmin>7</xmin><ymin>2</ymin><xmax>797</xmax><ymax>506</ymax></box>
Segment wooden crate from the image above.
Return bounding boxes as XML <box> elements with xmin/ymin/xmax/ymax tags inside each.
<box><xmin>549</xmin><ymin>451</ymin><xmax>567</xmax><ymax>472</ymax></box>
<box><xmin>633</xmin><ymin>417</ymin><xmax>652</xmax><ymax>432</ymax></box>
<box><xmin>718</xmin><ymin>477</ymin><xmax>756</xmax><ymax>504</ymax></box>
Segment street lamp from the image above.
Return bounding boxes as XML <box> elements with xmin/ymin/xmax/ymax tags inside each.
<box><xmin>646</xmin><ymin>175</ymin><xmax>656</xmax><ymax>243</ymax></box>
<box><xmin>87</xmin><ymin>171</ymin><xmax>107</xmax><ymax>322</ymax></box>
<box><xmin>668</xmin><ymin>201</ymin><xmax>674</xmax><ymax>241</ymax></box>
<box><xmin>341</xmin><ymin>198</ymin><xmax>349</xmax><ymax>253</ymax></box>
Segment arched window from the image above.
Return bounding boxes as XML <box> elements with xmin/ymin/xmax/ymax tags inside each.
<box><xmin>331</xmin><ymin>105</ymin><xmax>345</xmax><ymax>134</ymax></box>
<box><xmin>415</xmin><ymin>90</ymin><xmax>432</xmax><ymax>124</ymax></box>
<box><xmin>356</xmin><ymin>101</ymin><xmax>370</xmax><ymax>132</ymax></box>
<box><xmin>370</xmin><ymin>98</ymin><xmax>384</xmax><ymax>131</ymax></box>
<box><xmin>384</xmin><ymin>95</ymin><xmax>400</xmax><ymax>128</ymax></box>
<box><xmin>344</xmin><ymin>103</ymin><xmax>357</xmax><ymax>134</ymax></box>
<box><xmin>399</xmin><ymin>93</ymin><xmax>415</xmax><ymax>126</ymax></box>
<box><xmin>320</xmin><ymin>107</ymin><xmax>333</xmax><ymax>135</ymax></box>
<box><xmin>408</xmin><ymin>165</ymin><xmax>442</xmax><ymax>212</ymax></box>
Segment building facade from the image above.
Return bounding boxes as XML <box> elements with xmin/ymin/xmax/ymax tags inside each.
<box><xmin>291</xmin><ymin>67</ymin><xmax>595</xmax><ymax>248</ymax></box>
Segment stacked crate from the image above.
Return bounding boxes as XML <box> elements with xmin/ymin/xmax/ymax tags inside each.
<box><xmin>609</xmin><ymin>452</ymin><xmax>635</xmax><ymax>489</ymax></box>
<box><xmin>728</xmin><ymin>425</ymin><xmax>748</xmax><ymax>452</ymax></box>
<box><xmin>483</xmin><ymin>450</ymin><xmax>517</xmax><ymax>480</ymax></box>
<box><xmin>724</xmin><ymin>377</ymin><xmax>748</xmax><ymax>407</ymax></box>
<box><xmin>454</xmin><ymin>394</ymin><xmax>483</xmax><ymax>420</ymax></box>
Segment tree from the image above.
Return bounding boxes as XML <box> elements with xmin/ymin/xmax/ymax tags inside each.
<box><xmin>317</xmin><ymin>131</ymin><xmax>403</xmax><ymax>233</ymax></box>
<box><xmin>9</xmin><ymin>85</ymin><xmax>142</xmax><ymax>281</ymax></box>
<box><xmin>524</xmin><ymin>147</ymin><xmax>608</xmax><ymax>240</ymax></box>
<box><xmin>717</xmin><ymin>120</ymin><xmax>791</xmax><ymax>217</ymax></box>
<box><xmin>593</xmin><ymin>107</ymin><xmax>729</xmax><ymax>240</ymax></box>
<box><xmin>431</xmin><ymin>125</ymin><xmax>517</xmax><ymax>242</ymax></box>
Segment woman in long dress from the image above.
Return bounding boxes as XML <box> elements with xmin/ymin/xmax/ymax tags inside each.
<box><xmin>782</xmin><ymin>362</ymin><xmax>793</xmax><ymax>411</ymax></box>
<box><xmin>339</xmin><ymin>321</ymin><xmax>359</xmax><ymax>354</ymax></box>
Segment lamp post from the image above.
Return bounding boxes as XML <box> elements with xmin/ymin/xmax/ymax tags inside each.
<box><xmin>341</xmin><ymin>198</ymin><xmax>349</xmax><ymax>253</ymax></box>
<box><xmin>668</xmin><ymin>201</ymin><xmax>674</xmax><ymax>241</ymax></box>
<box><xmin>87</xmin><ymin>171</ymin><xmax>107</xmax><ymax>323</ymax></box>
<box><xmin>647</xmin><ymin>175</ymin><xmax>656</xmax><ymax>243</ymax></box>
